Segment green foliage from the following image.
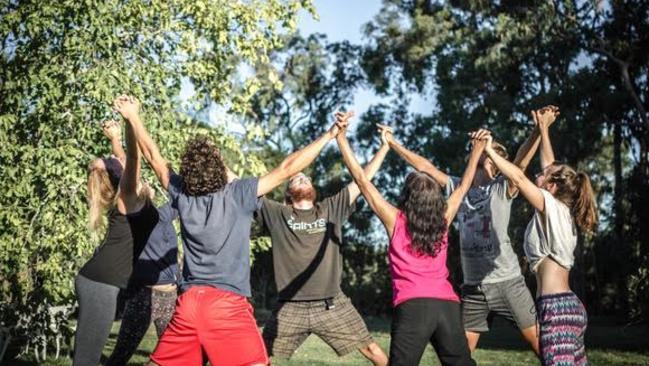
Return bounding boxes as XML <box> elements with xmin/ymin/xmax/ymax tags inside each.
<box><xmin>358</xmin><ymin>0</ymin><xmax>649</xmax><ymax>320</ymax></box>
<box><xmin>249</xmin><ymin>0</ymin><xmax>649</xmax><ymax>324</ymax></box>
<box><xmin>15</xmin><ymin>317</ymin><xmax>649</xmax><ymax>365</ymax></box>
<box><xmin>0</xmin><ymin>0</ymin><xmax>314</xmax><ymax>356</ymax></box>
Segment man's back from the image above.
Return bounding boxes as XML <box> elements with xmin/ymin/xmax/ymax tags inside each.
<box><xmin>168</xmin><ymin>174</ymin><xmax>259</xmax><ymax>296</ymax></box>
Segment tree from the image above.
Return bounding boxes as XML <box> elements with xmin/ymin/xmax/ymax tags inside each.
<box><xmin>359</xmin><ymin>0</ymin><xmax>648</xmax><ymax>320</ymax></box>
<box><xmin>0</xmin><ymin>0</ymin><xmax>314</xmax><ymax>358</ymax></box>
<box><xmin>243</xmin><ymin>33</ymin><xmax>398</xmax><ymax>312</ymax></box>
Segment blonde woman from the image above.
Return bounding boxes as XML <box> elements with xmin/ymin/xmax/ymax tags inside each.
<box><xmin>74</xmin><ymin>98</ymin><xmax>175</xmax><ymax>365</ymax></box>
<box><xmin>73</xmin><ymin>120</ymin><xmax>130</xmax><ymax>366</ymax></box>
<box><xmin>105</xmin><ymin>96</ymin><xmax>180</xmax><ymax>365</ymax></box>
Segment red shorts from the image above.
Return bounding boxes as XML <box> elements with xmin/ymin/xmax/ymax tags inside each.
<box><xmin>150</xmin><ymin>286</ymin><xmax>268</xmax><ymax>366</ymax></box>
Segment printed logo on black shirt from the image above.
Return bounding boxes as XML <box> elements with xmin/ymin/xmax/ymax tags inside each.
<box><xmin>286</xmin><ymin>215</ymin><xmax>327</xmax><ymax>234</ymax></box>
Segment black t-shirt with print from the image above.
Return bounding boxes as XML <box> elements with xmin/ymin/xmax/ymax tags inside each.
<box><xmin>257</xmin><ymin>188</ymin><xmax>356</xmax><ymax>301</ymax></box>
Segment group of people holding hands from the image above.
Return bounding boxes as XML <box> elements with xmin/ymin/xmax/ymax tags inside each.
<box><xmin>74</xmin><ymin>95</ymin><xmax>596</xmax><ymax>366</ymax></box>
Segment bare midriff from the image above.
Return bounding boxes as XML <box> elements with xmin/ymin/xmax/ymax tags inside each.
<box><xmin>535</xmin><ymin>257</ymin><xmax>571</xmax><ymax>298</ymax></box>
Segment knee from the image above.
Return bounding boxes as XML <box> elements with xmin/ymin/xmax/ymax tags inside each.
<box><xmin>361</xmin><ymin>342</ymin><xmax>380</xmax><ymax>354</ymax></box>
<box><xmin>360</xmin><ymin>342</ymin><xmax>388</xmax><ymax>365</ymax></box>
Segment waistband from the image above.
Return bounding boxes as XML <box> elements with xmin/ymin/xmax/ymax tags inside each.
<box><xmin>152</xmin><ymin>288</ymin><xmax>178</xmax><ymax>298</ymax></box>
<box><xmin>537</xmin><ymin>291</ymin><xmax>578</xmax><ymax>301</ymax></box>
<box><xmin>278</xmin><ymin>293</ymin><xmax>345</xmax><ymax>308</ymax></box>
<box><xmin>279</xmin><ymin>291</ymin><xmax>343</xmax><ymax>303</ymax></box>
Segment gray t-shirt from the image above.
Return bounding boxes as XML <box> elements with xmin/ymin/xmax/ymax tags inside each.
<box><xmin>524</xmin><ymin>189</ymin><xmax>578</xmax><ymax>273</ymax></box>
<box><xmin>168</xmin><ymin>174</ymin><xmax>259</xmax><ymax>297</ymax></box>
<box><xmin>256</xmin><ymin>188</ymin><xmax>355</xmax><ymax>301</ymax></box>
<box><xmin>446</xmin><ymin>175</ymin><xmax>522</xmax><ymax>285</ymax></box>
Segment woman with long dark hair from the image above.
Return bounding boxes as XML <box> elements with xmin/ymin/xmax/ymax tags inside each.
<box><xmin>479</xmin><ymin>115</ymin><xmax>597</xmax><ymax>365</ymax></box>
<box><xmin>335</xmin><ymin>114</ymin><xmax>484</xmax><ymax>366</ymax></box>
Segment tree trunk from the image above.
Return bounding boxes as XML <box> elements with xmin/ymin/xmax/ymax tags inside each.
<box><xmin>614</xmin><ymin>122</ymin><xmax>623</xmax><ymax>242</ymax></box>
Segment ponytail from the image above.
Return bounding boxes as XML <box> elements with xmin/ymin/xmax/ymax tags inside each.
<box><xmin>548</xmin><ymin>165</ymin><xmax>598</xmax><ymax>234</ymax></box>
<box><xmin>573</xmin><ymin>172</ymin><xmax>598</xmax><ymax>233</ymax></box>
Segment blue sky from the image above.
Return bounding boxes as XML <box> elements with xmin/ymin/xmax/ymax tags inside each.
<box><xmin>297</xmin><ymin>0</ymin><xmax>431</xmax><ymax>119</ymax></box>
<box><xmin>181</xmin><ymin>0</ymin><xmax>431</xmax><ymax>129</ymax></box>
<box><xmin>298</xmin><ymin>0</ymin><xmax>382</xmax><ymax>44</ymax></box>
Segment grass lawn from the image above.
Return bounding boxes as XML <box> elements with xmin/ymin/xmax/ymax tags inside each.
<box><xmin>7</xmin><ymin>316</ymin><xmax>649</xmax><ymax>365</ymax></box>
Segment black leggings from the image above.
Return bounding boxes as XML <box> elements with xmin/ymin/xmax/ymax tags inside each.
<box><xmin>72</xmin><ymin>274</ymin><xmax>120</xmax><ymax>366</ymax></box>
<box><xmin>389</xmin><ymin>298</ymin><xmax>475</xmax><ymax>366</ymax></box>
<box><xmin>106</xmin><ymin>286</ymin><xmax>177</xmax><ymax>366</ymax></box>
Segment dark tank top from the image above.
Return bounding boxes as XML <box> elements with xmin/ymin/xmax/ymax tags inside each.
<box><xmin>79</xmin><ymin>209</ymin><xmax>143</xmax><ymax>289</ymax></box>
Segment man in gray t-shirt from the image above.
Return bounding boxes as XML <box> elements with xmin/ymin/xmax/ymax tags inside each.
<box><xmin>380</xmin><ymin>110</ymin><xmax>560</xmax><ymax>356</ymax></box>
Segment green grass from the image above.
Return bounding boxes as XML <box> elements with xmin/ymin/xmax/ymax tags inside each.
<box><xmin>8</xmin><ymin>317</ymin><xmax>649</xmax><ymax>365</ymax></box>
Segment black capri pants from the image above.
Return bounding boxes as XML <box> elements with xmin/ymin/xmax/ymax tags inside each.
<box><xmin>389</xmin><ymin>298</ymin><xmax>476</xmax><ymax>366</ymax></box>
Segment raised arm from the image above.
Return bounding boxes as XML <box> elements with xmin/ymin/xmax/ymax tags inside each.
<box><xmin>506</xmin><ymin>106</ymin><xmax>560</xmax><ymax>197</ymax></box>
<box><xmin>102</xmin><ymin>120</ymin><xmax>126</xmax><ymax>165</ymax></box>
<box><xmin>114</xmin><ymin>95</ymin><xmax>172</xmax><ymax>190</ymax></box>
<box><xmin>117</xmin><ymin>120</ymin><xmax>146</xmax><ymax>214</ymax></box>
<box><xmin>257</xmin><ymin>113</ymin><xmax>351</xmax><ymax>197</ymax></box>
<box><xmin>378</xmin><ymin>124</ymin><xmax>449</xmax><ymax>187</ymax></box>
<box><xmin>444</xmin><ymin>131</ymin><xmax>486</xmax><ymax>225</ymax></box>
<box><xmin>484</xmin><ymin>135</ymin><xmax>545</xmax><ymax>212</ymax></box>
<box><xmin>346</xmin><ymin>132</ymin><xmax>390</xmax><ymax>204</ymax></box>
<box><xmin>337</xmin><ymin>128</ymin><xmax>398</xmax><ymax>237</ymax></box>
<box><xmin>536</xmin><ymin>107</ymin><xmax>559</xmax><ymax>169</ymax></box>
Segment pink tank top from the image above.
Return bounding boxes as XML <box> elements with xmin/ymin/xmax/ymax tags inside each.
<box><xmin>389</xmin><ymin>211</ymin><xmax>459</xmax><ymax>307</ymax></box>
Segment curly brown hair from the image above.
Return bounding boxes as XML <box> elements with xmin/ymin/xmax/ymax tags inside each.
<box><xmin>180</xmin><ymin>135</ymin><xmax>227</xmax><ymax>196</ymax></box>
<box><xmin>398</xmin><ymin>172</ymin><xmax>448</xmax><ymax>257</ymax></box>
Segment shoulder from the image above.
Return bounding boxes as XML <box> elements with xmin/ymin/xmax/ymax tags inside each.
<box><xmin>260</xmin><ymin>197</ymin><xmax>284</xmax><ymax>210</ymax></box>
<box><xmin>229</xmin><ymin>177</ymin><xmax>259</xmax><ymax>192</ymax></box>
<box><xmin>542</xmin><ymin>189</ymin><xmax>569</xmax><ymax>210</ymax></box>
<box><xmin>156</xmin><ymin>201</ymin><xmax>177</xmax><ymax>221</ymax></box>
<box><xmin>126</xmin><ymin>200</ymin><xmax>158</xmax><ymax>224</ymax></box>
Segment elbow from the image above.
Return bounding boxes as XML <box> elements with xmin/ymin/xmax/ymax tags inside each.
<box><xmin>354</xmin><ymin>172</ymin><xmax>371</xmax><ymax>189</ymax></box>
<box><xmin>510</xmin><ymin>170</ymin><xmax>527</xmax><ymax>188</ymax></box>
<box><xmin>278</xmin><ymin>157</ymin><xmax>297</xmax><ymax>178</ymax></box>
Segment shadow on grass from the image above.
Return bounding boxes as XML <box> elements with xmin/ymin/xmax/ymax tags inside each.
<box><xmin>464</xmin><ymin>317</ymin><xmax>649</xmax><ymax>353</ymax></box>
<box><xmin>256</xmin><ymin>310</ymin><xmax>649</xmax><ymax>353</ymax></box>
<box><xmin>6</xmin><ymin>315</ymin><xmax>648</xmax><ymax>366</ymax></box>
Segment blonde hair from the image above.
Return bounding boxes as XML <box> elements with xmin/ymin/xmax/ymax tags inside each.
<box><xmin>547</xmin><ymin>164</ymin><xmax>598</xmax><ymax>233</ymax></box>
<box><xmin>87</xmin><ymin>165</ymin><xmax>118</xmax><ymax>232</ymax></box>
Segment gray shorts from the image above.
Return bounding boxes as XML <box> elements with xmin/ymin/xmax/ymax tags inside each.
<box><xmin>461</xmin><ymin>276</ymin><xmax>536</xmax><ymax>332</ymax></box>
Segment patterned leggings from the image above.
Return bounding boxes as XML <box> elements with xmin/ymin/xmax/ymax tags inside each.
<box><xmin>106</xmin><ymin>286</ymin><xmax>177</xmax><ymax>366</ymax></box>
<box><xmin>536</xmin><ymin>292</ymin><xmax>588</xmax><ymax>366</ymax></box>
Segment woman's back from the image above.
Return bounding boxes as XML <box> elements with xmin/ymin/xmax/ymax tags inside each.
<box><xmin>79</xmin><ymin>209</ymin><xmax>135</xmax><ymax>289</ymax></box>
<box><xmin>389</xmin><ymin>211</ymin><xmax>459</xmax><ymax>307</ymax></box>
